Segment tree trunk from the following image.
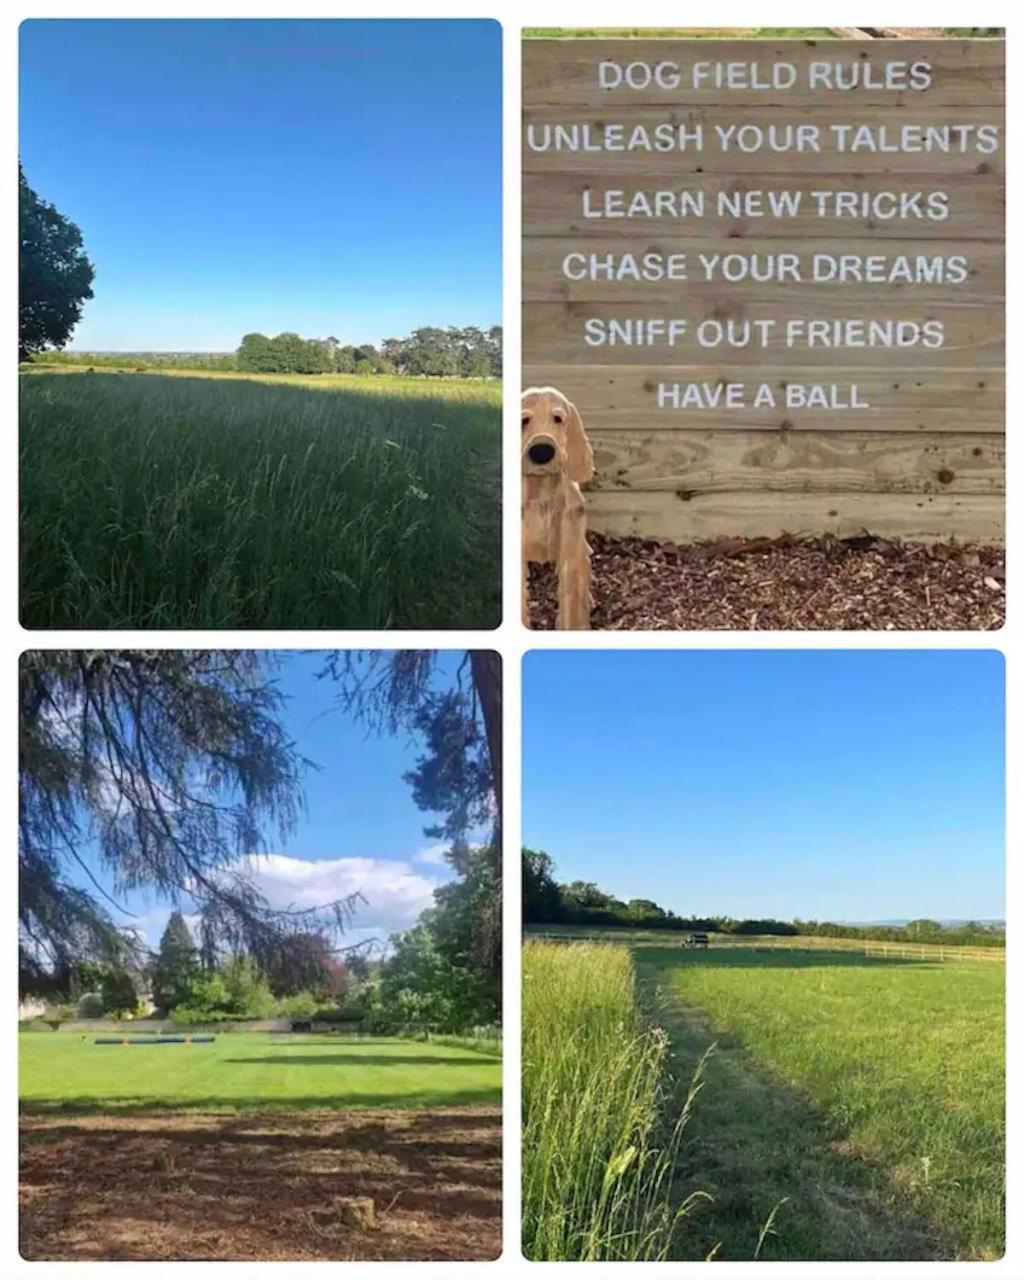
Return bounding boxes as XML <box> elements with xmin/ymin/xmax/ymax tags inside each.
<box><xmin>470</xmin><ymin>650</ymin><xmax>502</xmax><ymax>833</ymax></box>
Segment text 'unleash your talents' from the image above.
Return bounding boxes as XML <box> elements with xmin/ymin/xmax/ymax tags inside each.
<box><xmin>525</xmin><ymin>121</ymin><xmax>1000</xmax><ymax>155</ymax></box>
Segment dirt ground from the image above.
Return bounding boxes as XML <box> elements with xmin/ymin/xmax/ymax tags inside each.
<box><xmin>528</xmin><ymin>532</ymin><xmax>1005</xmax><ymax>631</ymax></box>
<box><xmin>20</xmin><ymin>1107</ymin><xmax>501</xmax><ymax>1261</ymax></box>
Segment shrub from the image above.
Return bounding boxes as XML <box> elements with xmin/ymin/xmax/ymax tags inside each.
<box><xmin>75</xmin><ymin>992</ymin><xmax>105</xmax><ymax>1019</ymax></box>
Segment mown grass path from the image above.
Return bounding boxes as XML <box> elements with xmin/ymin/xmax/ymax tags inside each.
<box><xmin>639</xmin><ymin>948</ymin><xmax>1004</xmax><ymax>1261</ymax></box>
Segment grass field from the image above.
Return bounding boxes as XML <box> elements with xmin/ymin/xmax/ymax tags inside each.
<box><xmin>19</xmin><ymin>1031</ymin><xmax>501</xmax><ymax>1113</ymax></box>
<box><xmin>20</xmin><ymin>368</ymin><xmax>500</xmax><ymax>629</ymax></box>
<box><xmin>20</xmin><ymin>1032</ymin><xmax>502</xmax><ymax>1260</ymax></box>
<box><xmin>522</xmin><ymin>941</ymin><xmax>1004</xmax><ymax>1263</ymax></box>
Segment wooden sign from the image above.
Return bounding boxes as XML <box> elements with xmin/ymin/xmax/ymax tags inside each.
<box><xmin>522</xmin><ymin>38</ymin><xmax>1005</xmax><ymax>543</ymax></box>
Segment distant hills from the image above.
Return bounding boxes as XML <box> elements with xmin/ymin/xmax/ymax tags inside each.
<box><xmin>843</xmin><ymin>918</ymin><xmax>1005</xmax><ymax>930</ymax></box>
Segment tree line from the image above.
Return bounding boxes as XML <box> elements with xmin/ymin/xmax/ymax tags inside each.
<box><xmin>29</xmin><ymin>325</ymin><xmax>503</xmax><ymax>380</ymax></box>
<box><xmin>523</xmin><ymin>849</ymin><xmax>1005</xmax><ymax>949</ymax></box>
<box><xmin>238</xmin><ymin>326</ymin><xmax>501</xmax><ymax>378</ymax></box>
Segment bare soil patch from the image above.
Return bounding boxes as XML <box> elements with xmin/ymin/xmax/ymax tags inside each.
<box><xmin>527</xmin><ymin>532</ymin><xmax>1005</xmax><ymax>631</ymax></box>
<box><xmin>20</xmin><ymin>1107</ymin><xmax>501</xmax><ymax>1261</ymax></box>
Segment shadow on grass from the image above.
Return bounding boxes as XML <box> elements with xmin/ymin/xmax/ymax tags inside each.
<box><xmin>20</xmin><ymin>1085</ymin><xmax>501</xmax><ymax>1118</ymax></box>
<box><xmin>222</xmin><ymin>1053</ymin><xmax>492</xmax><ymax>1067</ymax></box>
<box><xmin>641</xmin><ymin>947</ymin><xmax>941</xmax><ymax>973</ymax></box>
<box><xmin>634</xmin><ymin>958</ymin><xmax>951</xmax><ymax>1262</ymax></box>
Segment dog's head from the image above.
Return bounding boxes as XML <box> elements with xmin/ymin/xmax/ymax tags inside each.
<box><xmin>521</xmin><ymin>387</ymin><xmax>594</xmax><ymax>482</ymax></box>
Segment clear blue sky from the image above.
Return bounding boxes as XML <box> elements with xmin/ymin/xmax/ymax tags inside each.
<box><xmin>72</xmin><ymin>651</ymin><xmax>469</xmax><ymax>949</ymax></box>
<box><xmin>20</xmin><ymin>19</ymin><xmax>501</xmax><ymax>351</ymax></box>
<box><xmin>523</xmin><ymin>650</ymin><xmax>1005</xmax><ymax>923</ymax></box>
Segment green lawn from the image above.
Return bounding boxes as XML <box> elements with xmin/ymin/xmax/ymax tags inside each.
<box><xmin>19</xmin><ymin>1032</ymin><xmax>502</xmax><ymax>1114</ymax></box>
<box><xmin>20</xmin><ymin>369</ymin><xmax>500</xmax><ymax>629</ymax></box>
<box><xmin>640</xmin><ymin>948</ymin><xmax>1005</xmax><ymax>1261</ymax></box>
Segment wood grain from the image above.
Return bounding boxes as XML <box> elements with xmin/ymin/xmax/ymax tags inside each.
<box><xmin>522</xmin><ymin>37</ymin><xmax>1005</xmax><ymax>543</ymax></box>
<box><xmin>586</xmin><ymin>488</ymin><xmax>1004</xmax><ymax>543</ymax></box>
<box><xmin>583</xmin><ymin>428</ymin><xmax>1004</xmax><ymax>495</ymax></box>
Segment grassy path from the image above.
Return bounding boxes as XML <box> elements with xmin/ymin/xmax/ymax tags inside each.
<box><xmin>638</xmin><ymin>949</ymin><xmax>1004</xmax><ymax>1261</ymax></box>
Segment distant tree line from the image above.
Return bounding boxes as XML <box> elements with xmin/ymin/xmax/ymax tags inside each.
<box><xmin>33</xmin><ymin>350</ymin><xmax>239</xmax><ymax>371</ymax></box>
<box><xmin>31</xmin><ymin>326</ymin><xmax>503</xmax><ymax>380</ymax></box>
<box><xmin>523</xmin><ymin>849</ymin><xmax>1005</xmax><ymax>949</ymax></box>
<box><xmin>237</xmin><ymin>325</ymin><xmax>501</xmax><ymax>378</ymax></box>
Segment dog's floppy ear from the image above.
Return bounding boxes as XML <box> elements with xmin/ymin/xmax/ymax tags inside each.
<box><xmin>564</xmin><ymin>398</ymin><xmax>594</xmax><ymax>484</ymax></box>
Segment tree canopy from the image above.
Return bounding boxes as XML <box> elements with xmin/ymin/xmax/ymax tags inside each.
<box><xmin>19</xmin><ymin>165</ymin><xmax>95</xmax><ymax>360</ymax></box>
<box><xmin>236</xmin><ymin>325</ymin><xmax>501</xmax><ymax>378</ymax></box>
<box><xmin>19</xmin><ymin>651</ymin><xmax>361</xmax><ymax>997</ymax></box>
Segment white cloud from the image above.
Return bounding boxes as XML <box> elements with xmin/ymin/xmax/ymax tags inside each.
<box><xmin>414</xmin><ymin>843</ymin><xmax>451</xmax><ymax>867</ymax></box>
<box><xmin>220</xmin><ymin>853</ymin><xmax>439</xmax><ymax>943</ymax></box>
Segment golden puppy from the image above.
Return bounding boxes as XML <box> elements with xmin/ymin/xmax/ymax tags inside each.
<box><xmin>521</xmin><ymin>386</ymin><xmax>594</xmax><ymax>629</ymax></box>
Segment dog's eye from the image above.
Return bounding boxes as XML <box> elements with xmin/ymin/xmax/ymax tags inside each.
<box><xmin>521</xmin><ymin>416</ymin><xmax>530</xmax><ymax>429</ymax></box>
<box><xmin>553</xmin><ymin>413</ymin><xmax>564</xmax><ymax>424</ymax></box>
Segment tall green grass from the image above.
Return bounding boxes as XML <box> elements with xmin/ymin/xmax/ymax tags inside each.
<box><xmin>522</xmin><ymin>941</ymin><xmax>707</xmax><ymax>1260</ymax></box>
<box><xmin>20</xmin><ymin>370</ymin><xmax>500</xmax><ymax>629</ymax></box>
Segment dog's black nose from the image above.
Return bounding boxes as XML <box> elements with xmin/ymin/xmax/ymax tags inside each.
<box><xmin>528</xmin><ymin>441</ymin><xmax>556</xmax><ymax>466</ymax></box>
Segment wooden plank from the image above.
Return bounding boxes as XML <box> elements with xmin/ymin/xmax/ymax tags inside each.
<box><xmin>586</xmin><ymin>488</ymin><xmax>1004</xmax><ymax>543</ymax></box>
<box><xmin>523</xmin><ymin>38</ymin><xmax>1005</xmax><ymax>108</ymax></box>
<box><xmin>522</xmin><ymin>172</ymin><xmax>1005</xmax><ymax>241</ymax></box>
<box><xmin>583</xmin><ymin>428</ymin><xmax>1004</xmax><ymax>495</ymax></box>
<box><xmin>523</xmin><ymin>364</ymin><xmax>1004</xmax><ymax>431</ymax></box>
<box><xmin>524</xmin><ymin>238</ymin><xmax>1003</xmax><ymax>304</ymax></box>
<box><xmin>523</xmin><ymin>106</ymin><xmax>1005</xmax><ymax>175</ymax></box>
<box><xmin>523</xmin><ymin>301</ymin><xmax>1004</xmax><ymax>367</ymax></box>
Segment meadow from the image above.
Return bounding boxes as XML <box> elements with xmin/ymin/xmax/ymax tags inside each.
<box><xmin>522</xmin><ymin>940</ymin><xmax>1004</xmax><ymax>1262</ymax></box>
<box><xmin>20</xmin><ymin>1031</ymin><xmax>502</xmax><ymax>1261</ymax></box>
<box><xmin>20</xmin><ymin>368</ymin><xmax>500</xmax><ymax>629</ymax></box>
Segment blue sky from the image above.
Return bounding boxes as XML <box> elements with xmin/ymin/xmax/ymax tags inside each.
<box><xmin>523</xmin><ymin>650</ymin><xmax>1005</xmax><ymax>922</ymax></box>
<box><xmin>73</xmin><ymin>651</ymin><xmax>468</xmax><ymax>949</ymax></box>
<box><xmin>20</xmin><ymin>20</ymin><xmax>501</xmax><ymax>351</ymax></box>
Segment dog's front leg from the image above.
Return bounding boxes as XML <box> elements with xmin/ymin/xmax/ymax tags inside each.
<box><xmin>556</xmin><ymin>485</ymin><xmax>591</xmax><ymax>630</ymax></box>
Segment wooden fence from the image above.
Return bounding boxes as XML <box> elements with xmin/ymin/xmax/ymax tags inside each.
<box><xmin>526</xmin><ymin>929</ymin><xmax>1005</xmax><ymax>964</ymax></box>
<box><xmin>522</xmin><ymin>36</ymin><xmax>1005</xmax><ymax>543</ymax></box>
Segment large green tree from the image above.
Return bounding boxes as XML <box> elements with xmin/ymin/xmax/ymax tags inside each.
<box><xmin>19</xmin><ymin>165</ymin><xmax>95</xmax><ymax>360</ymax></box>
<box><xmin>325</xmin><ymin>651</ymin><xmax>502</xmax><ymax>1022</ymax></box>
<box><xmin>522</xmin><ymin>848</ymin><xmax>562</xmax><ymax>923</ymax></box>
<box><xmin>149</xmin><ymin>911</ymin><xmax>199</xmax><ymax>1012</ymax></box>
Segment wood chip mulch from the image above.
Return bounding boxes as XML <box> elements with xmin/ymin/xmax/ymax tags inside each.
<box><xmin>20</xmin><ymin>1107</ymin><xmax>501</xmax><ymax>1262</ymax></box>
<box><xmin>527</xmin><ymin>533</ymin><xmax>1005</xmax><ymax>631</ymax></box>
